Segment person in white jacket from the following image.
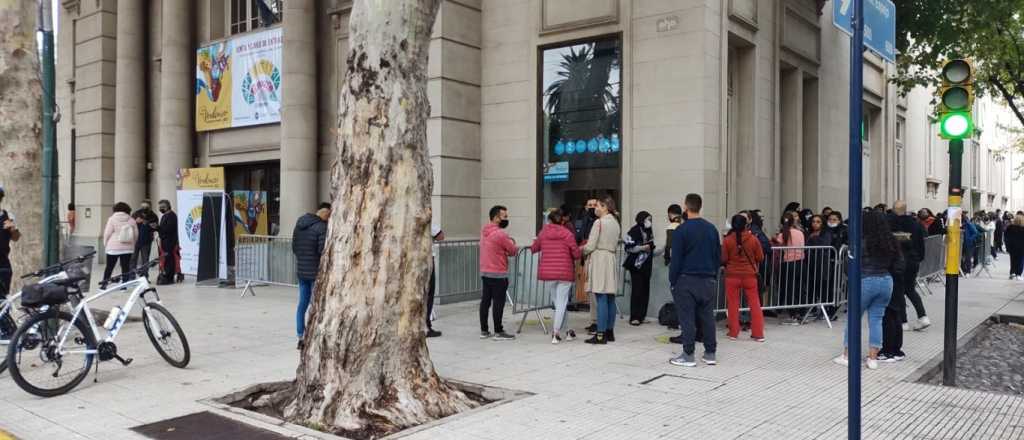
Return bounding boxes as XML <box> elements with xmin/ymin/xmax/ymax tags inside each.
<box><xmin>101</xmin><ymin>202</ymin><xmax>139</xmax><ymax>288</ymax></box>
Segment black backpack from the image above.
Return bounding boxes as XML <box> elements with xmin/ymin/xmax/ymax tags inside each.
<box><xmin>658</xmin><ymin>303</ymin><xmax>679</xmax><ymax>329</ymax></box>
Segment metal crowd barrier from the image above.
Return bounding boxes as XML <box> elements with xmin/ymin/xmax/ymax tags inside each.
<box><xmin>433</xmin><ymin>240</ymin><xmax>482</xmax><ymax>306</ymax></box>
<box><xmin>969</xmin><ymin>230</ymin><xmax>994</xmax><ymax>278</ymax></box>
<box><xmin>916</xmin><ymin>235</ymin><xmax>946</xmax><ymax>295</ymax></box>
<box><xmin>236</xmin><ymin>234</ymin><xmax>298</xmax><ymax>297</ymax></box>
<box><xmin>508</xmin><ymin>244</ymin><xmax>628</xmax><ymax>334</ymax></box>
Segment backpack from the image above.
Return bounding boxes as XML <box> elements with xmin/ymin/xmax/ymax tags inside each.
<box><xmin>117</xmin><ymin>222</ymin><xmax>136</xmax><ymax>244</ymax></box>
<box><xmin>657</xmin><ymin>303</ymin><xmax>679</xmax><ymax>329</ymax></box>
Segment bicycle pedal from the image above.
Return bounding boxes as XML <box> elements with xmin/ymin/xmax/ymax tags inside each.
<box><xmin>113</xmin><ymin>354</ymin><xmax>133</xmax><ymax>366</ymax></box>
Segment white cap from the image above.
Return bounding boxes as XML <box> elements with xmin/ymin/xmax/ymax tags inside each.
<box><xmin>431</xmin><ymin>225</ymin><xmax>442</xmax><ymax>238</ymax></box>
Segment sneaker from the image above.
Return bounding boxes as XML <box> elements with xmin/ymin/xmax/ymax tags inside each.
<box><xmin>833</xmin><ymin>356</ymin><xmax>849</xmax><ymax>366</ymax></box>
<box><xmin>566</xmin><ymin>329</ymin><xmax>577</xmax><ymax>341</ymax></box>
<box><xmin>605</xmin><ymin>329</ymin><xmax>615</xmax><ymax>342</ymax></box>
<box><xmin>669</xmin><ymin>335</ymin><xmax>684</xmax><ymax>344</ymax></box>
<box><xmin>1011</xmin><ymin>274</ymin><xmax>1016</xmax><ymax>280</ymax></box>
<box><xmin>480</xmin><ymin>331</ymin><xmax>492</xmax><ymax>339</ymax></box>
<box><xmin>493</xmin><ymin>332</ymin><xmax>516</xmax><ymax>341</ymax></box>
<box><xmin>877</xmin><ymin>353</ymin><xmax>898</xmax><ymax>363</ymax></box>
<box><xmin>585</xmin><ymin>333</ymin><xmax>606</xmax><ymax>345</ymax></box>
<box><xmin>426</xmin><ymin>329</ymin><xmax>442</xmax><ymax>338</ymax></box>
<box><xmin>914</xmin><ymin>316</ymin><xmax>932</xmax><ymax>331</ymax></box>
<box><xmin>551</xmin><ymin>334</ymin><xmax>562</xmax><ymax>345</ymax></box>
<box><xmin>585</xmin><ymin>324</ymin><xmax>598</xmax><ymax>334</ymax></box>
<box><xmin>297</xmin><ymin>339</ymin><xmax>304</xmax><ymax>350</ymax></box>
<box><xmin>902</xmin><ymin>323</ymin><xmax>910</xmax><ymax>331</ymax></box>
<box><xmin>727</xmin><ymin>335</ymin><xmax>738</xmax><ymax>341</ymax></box>
<box><xmin>629</xmin><ymin>320</ymin><xmax>641</xmax><ymax>326</ymax></box>
<box><xmin>752</xmin><ymin>336</ymin><xmax>766</xmax><ymax>343</ymax></box>
<box><xmin>670</xmin><ymin>352</ymin><xmax>697</xmax><ymax>367</ymax></box>
<box><xmin>701</xmin><ymin>352</ymin><xmax>717</xmax><ymax>365</ymax></box>
<box><xmin>866</xmin><ymin>357</ymin><xmax>879</xmax><ymax>370</ymax></box>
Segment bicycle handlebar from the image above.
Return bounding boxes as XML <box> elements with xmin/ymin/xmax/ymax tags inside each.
<box><xmin>20</xmin><ymin>251</ymin><xmax>98</xmax><ymax>280</ymax></box>
<box><xmin>101</xmin><ymin>259</ymin><xmax>160</xmax><ymax>286</ymax></box>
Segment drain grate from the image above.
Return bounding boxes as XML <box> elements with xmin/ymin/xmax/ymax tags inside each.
<box><xmin>131</xmin><ymin>411</ymin><xmax>291</xmax><ymax>440</ymax></box>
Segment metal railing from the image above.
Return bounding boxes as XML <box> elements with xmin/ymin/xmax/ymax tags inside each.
<box><xmin>433</xmin><ymin>240</ymin><xmax>482</xmax><ymax>305</ymax></box>
<box><xmin>236</xmin><ymin>235</ymin><xmax>298</xmax><ymax>297</ymax></box>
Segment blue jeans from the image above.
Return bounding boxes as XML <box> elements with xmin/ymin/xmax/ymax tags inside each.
<box><xmin>844</xmin><ymin>275</ymin><xmax>892</xmax><ymax>348</ymax></box>
<box><xmin>595</xmin><ymin>293</ymin><xmax>617</xmax><ymax>332</ymax></box>
<box><xmin>297</xmin><ymin>278</ymin><xmax>314</xmax><ymax>338</ymax></box>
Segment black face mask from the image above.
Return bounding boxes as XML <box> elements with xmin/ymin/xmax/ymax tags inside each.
<box><xmin>159</xmin><ymin>207</ymin><xmax>169</xmax><ymax>214</ymax></box>
<box><xmin>587</xmin><ymin>208</ymin><xmax>597</xmax><ymax>218</ymax></box>
<box><xmin>499</xmin><ymin>219</ymin><xmax>509</xmax><ymax>229</ymax></box>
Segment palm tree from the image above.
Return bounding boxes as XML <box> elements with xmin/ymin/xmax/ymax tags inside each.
<box><xmin>543</xmin><ymin>41</ymin><xmax>621</xmax><ymax>143</ymax></box>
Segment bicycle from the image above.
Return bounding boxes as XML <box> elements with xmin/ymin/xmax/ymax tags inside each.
<box><xmin>5</xmin><ymin>259</ymin><xmax>190</xmax><ymax>397</ymax></box>
<box><xmin>0</xmin><ymin>251</ymin><xmax>96</xmax><ymax>375</ymax></box>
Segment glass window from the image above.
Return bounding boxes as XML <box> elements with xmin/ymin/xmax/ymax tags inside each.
<box><xmin>896</xmin><ymin>117</ymin><xmax>905</xmax><ymax>142</ymax></box>
<box><xmin>539</xmin><ymin>36</ymin><xmax>622</xmax><ymax>230</ymax></box>
<box><xmin>231</xmin><ymin>0</ymin><xmax>282</xmax><ymax>35</ymax></box>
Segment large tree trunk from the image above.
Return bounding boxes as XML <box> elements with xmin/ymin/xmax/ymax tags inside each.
<box><xmin>282</xmin><ymin>0</ymin><xmax>478</xmax><ymax>437</ymax></box>
<box><xmin>0</xmin><ymin>1</ymin><xmax>43</xmax><ymax>288</ymax></box>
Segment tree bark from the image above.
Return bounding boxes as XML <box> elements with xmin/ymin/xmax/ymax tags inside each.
<box><xmin>282</xmin><ymin>0</ymin><xmax>478</xmax><ymax>436</ymax></box>
<box><xmin>0</xmin><ymin>1</ymin><xmax>44</xmax><ymax>289</ymax></box>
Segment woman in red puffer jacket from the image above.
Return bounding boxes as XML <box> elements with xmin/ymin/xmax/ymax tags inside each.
<box><xmin>531</xmin><ymin>208</ymin><xmax>582</xmax><ymax>344</ymax></box>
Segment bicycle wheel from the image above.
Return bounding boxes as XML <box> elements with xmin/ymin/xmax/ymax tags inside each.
<box><xmin>142</xmin><ymin>303</ymin><xmax>190</xmax><ymax>368</ymax></box>
<box><xmin>0</xmin><ymin>308</ymin><xmax>19</xmax><ymax>374</ymax></box>
<box><xmin>6</xmin><ymin>311</ymin><xmax>96</xmax><ymax>397</ymax></box>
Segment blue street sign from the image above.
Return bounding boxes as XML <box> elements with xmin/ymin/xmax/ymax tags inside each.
<box><xmin>833</xmin><ymin>0</ymin><xmax>896</xmax><ymax>64</ymax></box>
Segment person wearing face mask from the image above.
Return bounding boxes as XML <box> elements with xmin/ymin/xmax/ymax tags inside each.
<box><xmin>530</xmin><ymin>209</ymin><xmax>581</xmax><ymax>344</ymax></box>
<box><xmin>799</xmin><ymin>209</ymin><xmax>815</xmax><ymax>232</ymax></box>
<box><xmin>578</xmin><ymin>198</ymin><xmax>600</xmax><ymax>334</ymax></box>
<box><xmin>292</xmin><ymin>203</ymin><xmax>332</xmax><ymax>349</ymax></box>
<box><xmin>479</xmin><ymin>205</ymin><xmax>518</xmax><ymax>341</ymax></box>
<box><xmin>0</xmin><ymin>187</ymin><xmax>21</xmax><ymax>297</ymax></box>
<box><xmin>583</xmin><ymin>196</ymin><xmax>621</xmax><ymax>344</ymax></box>
<box><xmin>721</xmin><ymin>214</ymin><xmax>765</xmax><ymax>342</ymax></box>
<box><xmin>576</xmin><ymin>198</ymin><xmax>600</xmax><ymax>245</ymax></box>
<box><xmin>664</xmin><ymin>204</ymin><xmax>684</xmax><ymax>267</ymax></box>
<box><xmin>131</xmin><ymin>200</ymin><xmax>160</xmax><ymax>270</ymax></box>
<box><xmin>156</xmin><ymin>200</ymin><xmax>180</xmax><ymax>285</ymax></box>
<box><xmin>624</xmin><ymin>211</ymin><xmax>656</xmax><ymax>326</ymax></box>
<box><xmin>826</xmin><ymin>212</ymin><xmax>848</xmax><ymax>250</ymax></box>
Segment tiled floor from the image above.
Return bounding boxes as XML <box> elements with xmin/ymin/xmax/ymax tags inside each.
<box><xmin>0</xmin><ymin>258</ymin><xmax>1022</xmax><ymax>439</ymax></box>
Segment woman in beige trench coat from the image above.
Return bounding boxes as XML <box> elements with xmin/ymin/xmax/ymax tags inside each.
<box><xmin>583</xmin><ymin>196</ymin><xmax>621</xmax><ymax>345</ymax></box>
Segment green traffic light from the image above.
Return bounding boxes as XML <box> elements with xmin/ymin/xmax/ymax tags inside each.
<box><xmin>940</xmin><ymin>112</ymin><xmax>974</xmax><ymax>139</ymax></box>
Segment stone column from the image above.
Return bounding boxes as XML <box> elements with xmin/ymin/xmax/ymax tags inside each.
<box><xmin>779</xmin><ymin>68</ymin><xmax>803</xmax><ymax>203</ymax></box>
<box><xmin>114</xmin><ymin>0</ymin><xmax>147</xmax><ymax>206</ymax></box>
<box><xmin>279</xmin><ymin>0</ymin><xmax>319</xmax><ymax>235</ymax></box>
<box><xmin>155</xmin><ymin>0</ymin><xmax>194</xmax><ymax>205</ymax></box>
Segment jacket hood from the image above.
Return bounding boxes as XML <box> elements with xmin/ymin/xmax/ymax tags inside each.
<box><xmin>482</xmin><ymin>222</ymin><xmax>503</xmax><ymax>238</ymax></box>
<box><xmin>540</xmin><ymin>223</ymin><xmax>571</xmax><ymax>238</ymax></box>
<box><xmin>111</xmin><ymin>212</ymin><xmax>132</xmax><ymax>221</ymax></box>
<box><xmin>296</xmin><ymin>213</ymin><xmax>322</xmax><ymax>230</ymax></box>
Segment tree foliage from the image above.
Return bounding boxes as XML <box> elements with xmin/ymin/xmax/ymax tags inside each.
<box><xmin>894</xmin><ymin>0</ymin><xmax>1024</xmax><ymax>126</ymax></box>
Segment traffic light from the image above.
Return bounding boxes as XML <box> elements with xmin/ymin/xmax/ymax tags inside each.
<box><xmin>938</xmin><ymin>59</ymin><xmax>975</xmax><ymax>140</ymax></box>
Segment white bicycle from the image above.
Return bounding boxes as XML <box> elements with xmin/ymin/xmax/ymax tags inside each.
<box><xmin>0</xmin><ymin>251</ymin><xmax>96</xmax><ymax>375</ymax></box>
<box><xmin>5</xmin><ymin>259</ymin><xmax>190</xmax><ymax>397</ymax></box>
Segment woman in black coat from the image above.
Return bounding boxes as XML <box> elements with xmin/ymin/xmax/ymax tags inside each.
<box><xmin>1004</xmin><ymin>214</ymin><xmax>1024</xmax><ymax>280</ymax></box>
<box><xmin>624</xmin><ymin>211</ymin><xmax>655</xmax><ymax>325</ymax></box>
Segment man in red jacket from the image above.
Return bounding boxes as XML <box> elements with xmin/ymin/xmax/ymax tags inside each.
<box><xmin>479</xmin><ymin>205</ymin><xmax>518</xmax><ymax>341</ymax></box>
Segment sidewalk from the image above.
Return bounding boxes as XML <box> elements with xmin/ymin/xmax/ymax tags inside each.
<box><xmin>0</xmin><ymin>259</ymin><xmax>1022</xmax><ymax>439</ymax></box>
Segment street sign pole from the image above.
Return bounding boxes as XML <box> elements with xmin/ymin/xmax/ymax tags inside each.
<box><xmin>943</xmin><ymin>139</ymin><xmax>964</xmax><ymax>386</ymax></box>
<box><xmin>846</xmin><ymin>1</ymin><xmax>865</xmax><ymax>439</ymax></box>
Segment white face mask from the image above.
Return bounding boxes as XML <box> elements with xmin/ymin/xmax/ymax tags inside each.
<box><xmin>827</xmin><ymin>222</ymin><xmax>839</xmax><ymax>228</ymax></box>
<box><xmin>643</xmin><ymin>219</ymin><xmax>652</xmax><ymax>229</ymax></box>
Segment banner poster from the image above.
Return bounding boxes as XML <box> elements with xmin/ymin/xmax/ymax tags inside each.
<box><xmin>195</xmin><ymin>27</ymin><xmax>283</xmax><ymax>131</ymax></box>
<box><xmin>232</xmin><ymin>191</ymin><xmax>269</xmax><ymax>237</ymax></box>
<box><xmin>176</xmin><ymin>168</ymin><xmax>227</xmax><ymax>275</ymax></box>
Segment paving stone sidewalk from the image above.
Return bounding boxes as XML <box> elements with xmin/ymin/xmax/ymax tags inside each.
<box><xmin>0</xmin><ymin>259</ymin><xmax>1022</xmax><ymax>440</ymax></box>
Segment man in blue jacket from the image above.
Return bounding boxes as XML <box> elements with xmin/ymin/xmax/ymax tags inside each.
<box><xmin>669</xmin><ymin>194</ymin><xmax>721</xmax><ymax>367</ymax></box>
<box><xmin>292</xmin><ymin>203</ymin><xmax>331</xmax><ymax>350</ymax></box>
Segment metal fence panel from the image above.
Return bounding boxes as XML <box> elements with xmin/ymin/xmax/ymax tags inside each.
<box><xmin>236</xmin><ymin>235</ymin><xmax>297</xmax><ymax>296</ymax></box>
<box><xmin>434</xmin><ymin>240</ymin><xmax>482</xmax><ymax>304</ymax></box>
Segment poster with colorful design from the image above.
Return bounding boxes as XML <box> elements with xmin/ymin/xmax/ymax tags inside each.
<box><xmin>176</xmin><ymin>168</ymin><xmax>226</xmax><ymax>276</ymax></box>
<box><xmin>195</xmin><ymin>27</ymin><xmax>283</xmax><ymax>132</ymax></box>
<box><xmin>232</xmin><ymin>191</ymin><xmax>269</xmax><ymax>237</ymax></box>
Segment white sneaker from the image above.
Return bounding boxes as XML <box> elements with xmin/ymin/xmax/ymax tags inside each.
<box><xmin>833</xmin><ymin>356</ymin><xmax>849</xmax><ymax>366</ymax></box>
<box><xmin>551</xmin><ymin>334</ymin><xmax>561</xmax><ymax>345</ymax></box>
<box><xmin>914</xmin><ymin>316</ymin><xmax>932</xmax><ymax>331</ymax></box>
<box><xmin>866</xmin><ymin>358</ymin><xmax>879</xmax><ymax>370</ymax></box>
<box><xmin>902</xmin><ymin>323</ymin><xmax>910</xmax><ymax>331</ymax></box>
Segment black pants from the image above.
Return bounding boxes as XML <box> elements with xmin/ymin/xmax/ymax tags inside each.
<box><xmin>130</xmin><ymin>242</ymin><xmax>152</xmax><ymax>270</ymax></box>
<box><xmin>0</xmin><ymin>261</ymin><xmax>11</xmax><ymax>298</ymax></box>
<box><xmin>103</xmin><ymin>253</ymin><xmax>132</xmax><ymax>285</ymax></box>
<box><xmin>628</xmin><ymin>262</ymin><xmax>652</xmax><ymax>321</ymax></box>
<box><xmin>426</xmin><ymin>267</ymin><xmax>436</xmax><ymax>330</ymax></box>
<box><xmin>899</xmin><ymin>259</ymin><xmax>926</xmax><ymax>322</ymax></box>
<box><xmin>881</xmin><ymin>269</ymin><xmax>907</xmax><ymax>356</ymax></box>
<box><xmin>160</xmin><ymin>243</ymin><xmax>177</xmax><ymax>282</ymax></box>
<box><xmin>672</xmin><ymin>274</ymin><xmax>717</xmax><ymax>355</ymax></box>
<box><xmin>1011</xmin><ymin>250</ymin><xmax>1024</xmax><ymax>276</ymax></box>
<box><xmin>480</xmin><ymin>277</ymin><xmax>508</xmax><ymax>334</ymax></box>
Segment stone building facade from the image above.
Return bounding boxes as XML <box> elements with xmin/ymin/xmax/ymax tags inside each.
<box><xmin>56</xmin><ymin>0</ymin><xmax>1021</xmax><ymax>251</ymax></box>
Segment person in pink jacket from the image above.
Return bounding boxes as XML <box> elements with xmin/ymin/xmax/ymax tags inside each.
<box><xmin>531</xmin><ymin>208</ymin><xmax>582</xmax><ymax>344</ymax></box>
<box><xmin>479</xmin><ymin>205</ymin><xmax>518</xmax><ymax>341</ymax></box>
<box><xmin>102</xmin><ymin>202</ymin><xmax>139</xmax><ymax>288</ymax></box>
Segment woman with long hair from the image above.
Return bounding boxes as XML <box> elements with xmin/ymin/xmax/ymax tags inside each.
<box><xmin>101</xmin><ymin>202</ymin><xmax>138</xmax><ymax>289</ymax></box>
<box><xmin>834</xmin><ymin>211</ymin><xmax>903</xmax><ymax>370</ymax></box>
<box><xmin>1005</xmin><ymin>214</ymin><xmax>1024</xmax><ymax>280</ymax></box>
<box><xmin>531</xmin><ymin>208</ymin><xmax>582</xmax><ymax>344</ymax></box>
<box><xmin>583</xmin><ymin>196</ymin><xmax>621</xmax><ymax>344</ymax></box>
<box><xmin>773</xmin><ymin>213</ymin><xmax>805</xmax><ymax>324</ymax></box>
<box><xmin>721</xmin><ymin>214</ymin><xmax>765</xmax><ymax>341</ymax></box>
<box><xmin>624</xmin><ymin>211</ymin><xmax>655</xmax><ymax>326</ymax></box>
<box><xmin>806</xmin><ymin>215</ymin><xmax>835</xmax><ymax>310</ymax></box>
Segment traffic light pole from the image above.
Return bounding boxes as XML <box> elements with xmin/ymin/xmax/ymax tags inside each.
<box><xmin>943</xmin><ymin>139</ymin><xmax>964</xmax><ymax>386</ymax></box>
<box><xmin>39</xmin><ymin>0</ymin><xmax>60</xmax><ymax>265</ymax></box>
<box><xmin>846</xmin><ymin>1</ymin><xmax>865</xmax><ymax>439</ymax></box>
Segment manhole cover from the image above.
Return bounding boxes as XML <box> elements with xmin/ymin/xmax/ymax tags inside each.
<box><xmin>131</xmin><ymin>411</ymin><xmax>290</xmax><ymax>440</ymax></box>
<box><xmin>640</xmin><ymin>374</ymin><xmax>725</xmax><ymax>394</ymax></box>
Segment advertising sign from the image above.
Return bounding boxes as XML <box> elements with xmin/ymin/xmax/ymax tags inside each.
<box><xmin>175</xmin><ymin>168</ymin><xmax>227</xmax><ymax>276</ymax></box>
<box><xmin>232</xmin><ymin>191</ymin><xmax>269</xmax><ymax>237</ymax></box>
<box><xmin>177</xmin><ymin>167</ymin><xmax>225</xmax><ymax>190</ymax></box>
<box><xmin>543</xmin><ymin>161</ymin><xmax>570</xmax><ymax>182</ymax></box>
<box><xmin>196</xmin><ymin>27</ymin><xmax>283</xmax><ymax>131</ymax></box>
